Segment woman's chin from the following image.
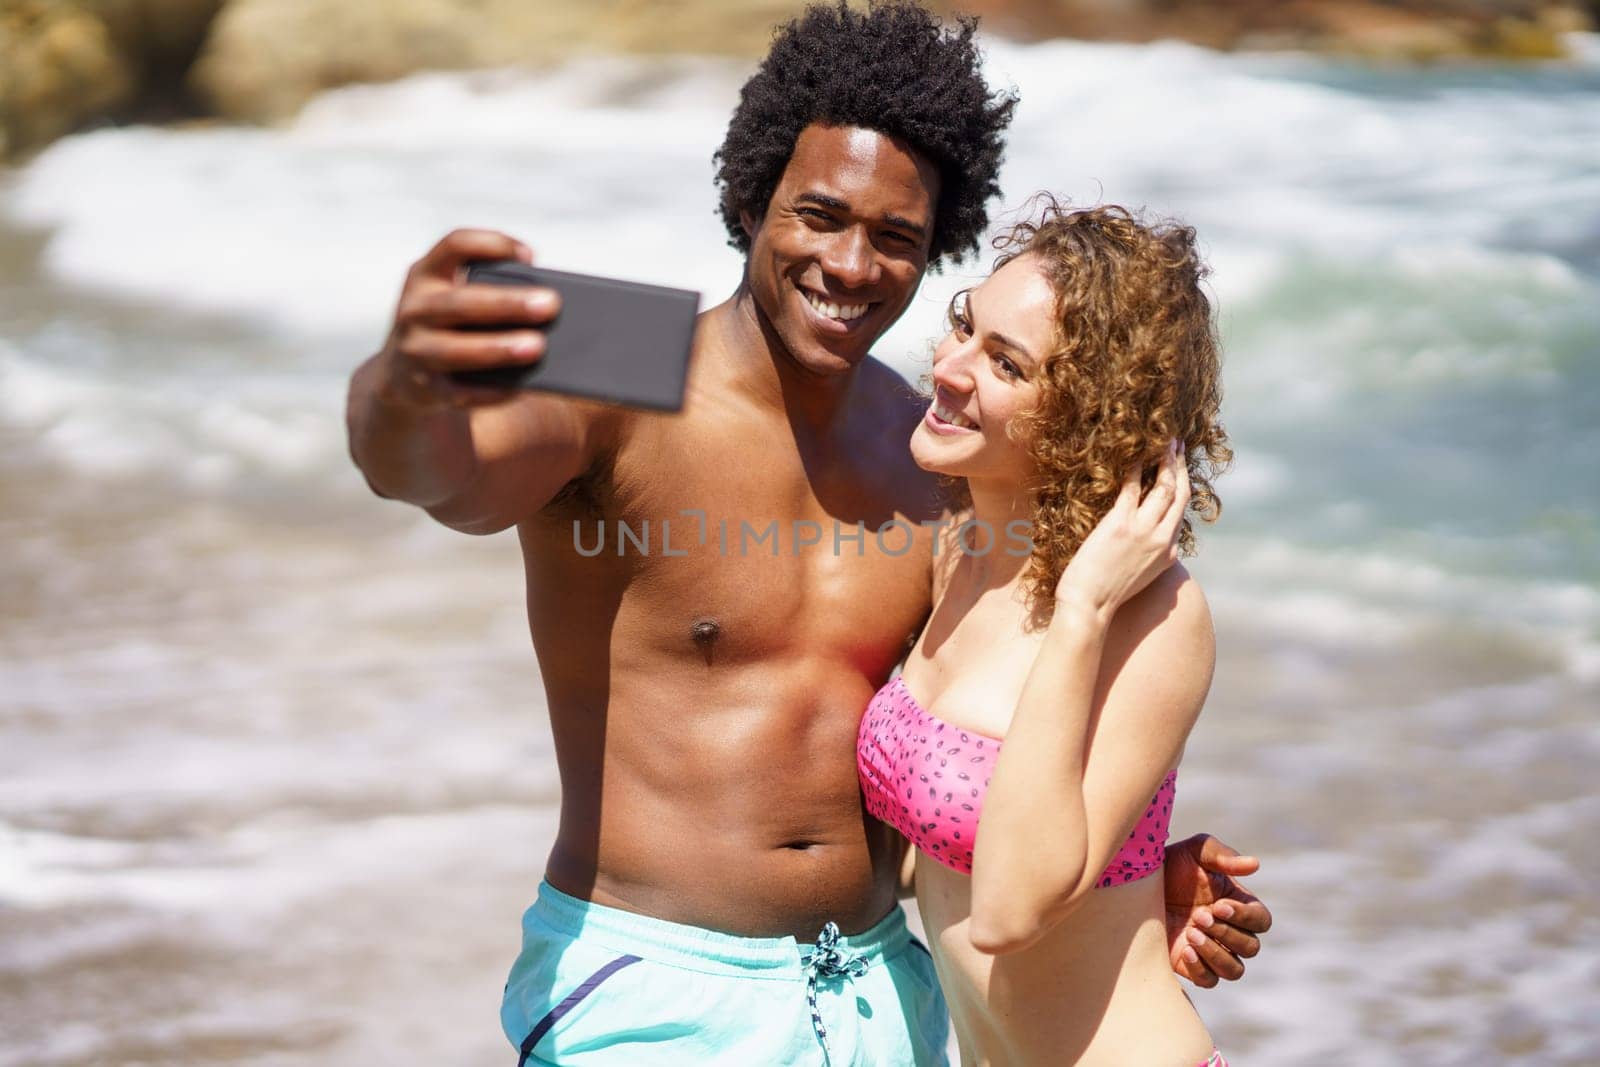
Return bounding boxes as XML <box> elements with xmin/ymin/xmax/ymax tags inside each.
<box><xmin>909</xmin><ymin>429</ymin><xmax>961</xmax><ymax>476</ymax></box>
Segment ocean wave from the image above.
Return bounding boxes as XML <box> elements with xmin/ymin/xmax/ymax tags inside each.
<box><xmin>1200</xmin><ymin>534</ymin><xmax>1600</xmax><ymax>683</ymax></box>
<box><xmin>0</xmin><ymin>344</ymin><xmax>344</xmax><ymax>494</ymax></box>
<box><xmin>4</xmin><ymin>40</ymin><xmax>1596</xmax><ymax>342</ymax></box>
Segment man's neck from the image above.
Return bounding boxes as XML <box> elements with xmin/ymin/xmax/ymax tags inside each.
<box><xmin>709</xmin><ymin>285</ymin><xmax>860</xmax><ymax>434</ymax></box>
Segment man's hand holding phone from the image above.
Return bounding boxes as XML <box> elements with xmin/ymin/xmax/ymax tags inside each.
<box><xmin>377</xmin><ymin>228</ymin><xmax>560</xmax><ymax>410</ymax></box>
<box><xmin>377</xmin><ymin>228</ymin><xmax>700</xmax><ymax>413</ymax></box>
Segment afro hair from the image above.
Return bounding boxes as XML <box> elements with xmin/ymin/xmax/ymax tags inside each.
<box><xmin>713</xmin><ymin>1</ymin><xmax>1016</xmax><ymax>268</ymax></box>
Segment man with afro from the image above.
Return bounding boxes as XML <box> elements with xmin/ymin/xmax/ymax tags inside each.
<box><xmin>347</xmin><ymin>3</ymin><xmax>1269</xmax><ymax>1062</ymax></box>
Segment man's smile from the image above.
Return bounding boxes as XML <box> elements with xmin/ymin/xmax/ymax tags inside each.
<box><xmin>797</xmin><ymin>283</ymin><xmax>874</xmax><ymax>332</ymax></box>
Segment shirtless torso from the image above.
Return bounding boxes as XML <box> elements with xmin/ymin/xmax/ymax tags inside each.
<box><xmin>523</xmin><ymin>313</ymin><xmax>947</xmax><ymax>938</ymax></box>
<box><xmin>347</xmin><ymin>121</ymin><xmax>969</xmax><ymax>941</ymax></box>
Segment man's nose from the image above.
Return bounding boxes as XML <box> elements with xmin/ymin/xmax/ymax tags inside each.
<box><xmin>820</xmin><ymin>227</ymin><xmax>880</xmax><ymax>290</ymax></box>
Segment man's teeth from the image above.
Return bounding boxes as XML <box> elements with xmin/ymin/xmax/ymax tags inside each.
<box><xmin>933</xmin><ymin>401</ymin><xmax>977</xmax><ymax>430</ymax></box>
<box><xmin>802</xmin><ymin>290</ymin><xmax>868</xmax><ymax>322</ymax></box>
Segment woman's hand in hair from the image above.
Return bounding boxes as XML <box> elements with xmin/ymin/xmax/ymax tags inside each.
<box><xmin>1054</xmin><ymin>439</ymin><xmax>1190</xmax><ymax>623</ymax></box>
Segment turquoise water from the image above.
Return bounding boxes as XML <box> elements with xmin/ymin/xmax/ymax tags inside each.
<box><xmin>1226</xmin><ymin>250</ymin><xmax>1600</xmax><ymax>571</ymax></box>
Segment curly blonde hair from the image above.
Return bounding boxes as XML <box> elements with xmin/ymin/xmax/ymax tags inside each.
<box><xmin>980</xmin><ymin>197</ymin><xmax>1232</xmax><ymax>622</ymax></box>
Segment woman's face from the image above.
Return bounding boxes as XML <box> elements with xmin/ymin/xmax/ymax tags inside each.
<box><xmin>910</xmin><ymin>252</ymin><xmax>1058</xmax><ymax>485</ymax></box>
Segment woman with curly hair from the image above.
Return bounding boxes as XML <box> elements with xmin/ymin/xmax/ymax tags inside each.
<box><xmin>857</xmin><ymin>198</ymin><xmax>1235</xmax><ymax>1066</ymax></box>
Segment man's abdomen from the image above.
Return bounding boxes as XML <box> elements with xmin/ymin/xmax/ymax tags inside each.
<box><xmin>539</xmin><ymin>655</ymin><xmax>904</xmax><ymax>939</ymax></box>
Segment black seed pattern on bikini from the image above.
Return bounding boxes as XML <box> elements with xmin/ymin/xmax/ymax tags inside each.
<box><xmin>857</xmin><ymin>676</ymin><xmax>1177</xmax><ymax>883</ymax></box>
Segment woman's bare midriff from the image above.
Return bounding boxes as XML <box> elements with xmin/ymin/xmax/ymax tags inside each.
<box><xmin>917</xmin><ymin>855</ymin><xmax>1215</xmax><ymax>1067</ymax></box>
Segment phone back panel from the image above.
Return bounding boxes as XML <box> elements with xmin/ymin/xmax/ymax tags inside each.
<box><xmin>454</xmin><ymin>262</ymin><xmax>700</xmax><ymax>412</ymax></box>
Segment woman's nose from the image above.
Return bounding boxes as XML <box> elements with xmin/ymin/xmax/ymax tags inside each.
<box><xmin>932</xmin><ymin>338</ymin><xmax>977</xmax><ymax>393</ymax></box>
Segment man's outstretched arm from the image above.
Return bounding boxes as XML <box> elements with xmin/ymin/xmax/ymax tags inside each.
<box><xmin>1162</xmin><ymin>833</ymin><xmax>1272</xmax><ymax>987</ymax></box>
<box><xmin>347</xmin><ymin>228</ymin><xmax>612</xmax><ymax>534</ymax></box>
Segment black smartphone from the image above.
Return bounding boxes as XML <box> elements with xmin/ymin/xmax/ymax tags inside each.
<box><xmin>451</xmin><ymin>261</ymin><xmax>701</xmax><ymax>412</ymax></box>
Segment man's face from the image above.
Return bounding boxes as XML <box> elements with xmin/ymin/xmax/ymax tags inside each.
<box><xmin>741</xmin><ymin>124</ymin><xmax>940</xmax><ymax>376</ymax></box>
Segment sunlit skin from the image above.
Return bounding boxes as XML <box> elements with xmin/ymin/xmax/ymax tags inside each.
<box><xmin>898</xmin><ymin>254</ymin><xmax>1219</xmax><ymax>1064</ymax></box>
<box><xmin>910</xmin><ymin>253</ymin><xmax>1059</xmax><ymax>491</ymax></box>
<box><xmin>346</xmin><ymin>122</ymin><xmax>1270</xmax><ymax>977</ymax></box>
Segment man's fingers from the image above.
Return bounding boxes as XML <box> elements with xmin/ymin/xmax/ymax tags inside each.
<box><xmin>1211</xmin><ymin>854</ymin><xmax>1261</xmax><ymax>876</ymax></box>
<box><xmin>1174</xmin><ymin>945</ymin><xmax>1220</xmax><ymax>988</ymax></box>
<box><xmin>1196</xmin><ymin>834</ymin><xmax>1261</xmax><ymax>877</ymax></box>
<box><xmin>1217</xmin><ymin>895</ymin><xmax>1273</xmax><ymax>936</ymax></box>
<box><xmin>400</xmin><ymin>323</ymin><xmax>546</xmax><ymax>371</ymax></box>
<box><xmin>1192</xmin><ymin>930</ymin><xmax>1246</xmax><ymax>982</ymax></box>
<box><xmin>1204</xmin><ymin>864</ymin><xmax>1271</xmax><ymax>934</ymax></box>
<box><xmin>417</xmin><ymin>228</ymin><xmax>533</xmax><ymax>277</ymax></box>
<box><xmin>401</xmin><ymin>282</ymin><xmax>561</xmax><ymax>329</ymax></box>
<box><xmin>1205</xmin><ymin>920</ymin><xmax>1261</xmax><ymax>960</ymax></box>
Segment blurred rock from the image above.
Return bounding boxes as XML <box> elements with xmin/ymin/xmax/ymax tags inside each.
<box><xmin>956</xmin><ymin>0</ymin><xmax>1589</xmax><ymax>60</ymax></box>
<box><xmin>1</xmin><ymin>0</ymin><xmax>222</xmax><ymax>159</ymax></box>
<box><xmin>1</xmin><ymin>2</ymin><xmax>133</xmax><ymax>157</ymax></box>
<box><xmin>183</xmin><ymin>0</ymin><xmax>1600</xmax><ymax>125</ymax></box>
<box><xmin>188</xmin><ymin>0</ymin><xmax>814</xmax><ymax>123</ymax></box>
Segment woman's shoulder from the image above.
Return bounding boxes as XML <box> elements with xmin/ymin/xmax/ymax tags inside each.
<box><xmin>1114</xmin><ymin>563</ymin><xmax>1215</xmax><ymax>663</ymax></box>
<box><xmin>1091</xmin><ymin>563</ymin><xmax>1215</xmax><ymax>725</ymax></box>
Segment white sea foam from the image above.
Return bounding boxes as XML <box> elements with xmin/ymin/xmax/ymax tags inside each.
<box><xmin>0</xmin><ymin>342</ymin><xmax>350</xmax><ymax>497</ymax></box>
<box><xmin>1565</xmin><ymin>31</ymin><xmax>1600</xmax><ymax>64</ymax></box>
<box><xmin>6</xmin><ymin>40</ymin><xmax>1597</xmax><ymax>342</ymax></box>
<box><xmin>1202</xmin><ymin>532</ymin><xmax>1600</xmax><ymax>681</ymax></box>
<box><xmin>6</xmin><ymin>60</ymin><xmax>749</xmax><ymax>338</ymax></box>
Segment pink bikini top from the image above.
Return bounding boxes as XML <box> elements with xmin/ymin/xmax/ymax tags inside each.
<box><xmin>857</xmin><ymin>675</ymin><xmax>1176</xmax><ymax>883</ymax></box>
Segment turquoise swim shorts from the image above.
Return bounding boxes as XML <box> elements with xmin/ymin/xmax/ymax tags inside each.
<box><xmin>501</xmin><ymin>881</ymin><xmax>950</xmax><ymax>1065</ymax></box>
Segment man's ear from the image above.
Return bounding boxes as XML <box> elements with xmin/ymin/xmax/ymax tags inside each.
<box><xmin>740</xmin><ymin>209</ymin><xmax>760</xmax><ymax>241</ymax></box>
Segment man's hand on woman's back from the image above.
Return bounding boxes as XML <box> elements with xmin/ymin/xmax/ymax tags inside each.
<box><xmin>1163</xmin><ymin>833</ymin><xmax>1271</xmax><ymax>987</ymax></box>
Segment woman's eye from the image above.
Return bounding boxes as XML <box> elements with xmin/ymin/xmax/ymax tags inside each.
<box><xmin>950</xmin><ymin>309</ymin><xmax>971</xmax><ymax>337</ymax></box>
<box><xmin>993</xmin><ymin>355</ymin><xmax>1021</xmax><ymax>380</ymax></box>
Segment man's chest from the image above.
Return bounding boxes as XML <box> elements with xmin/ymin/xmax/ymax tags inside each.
<box><xmin>556</xmin><ymin>407</ymin><xmax>945</xmax><ymax>664</ymax></box>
